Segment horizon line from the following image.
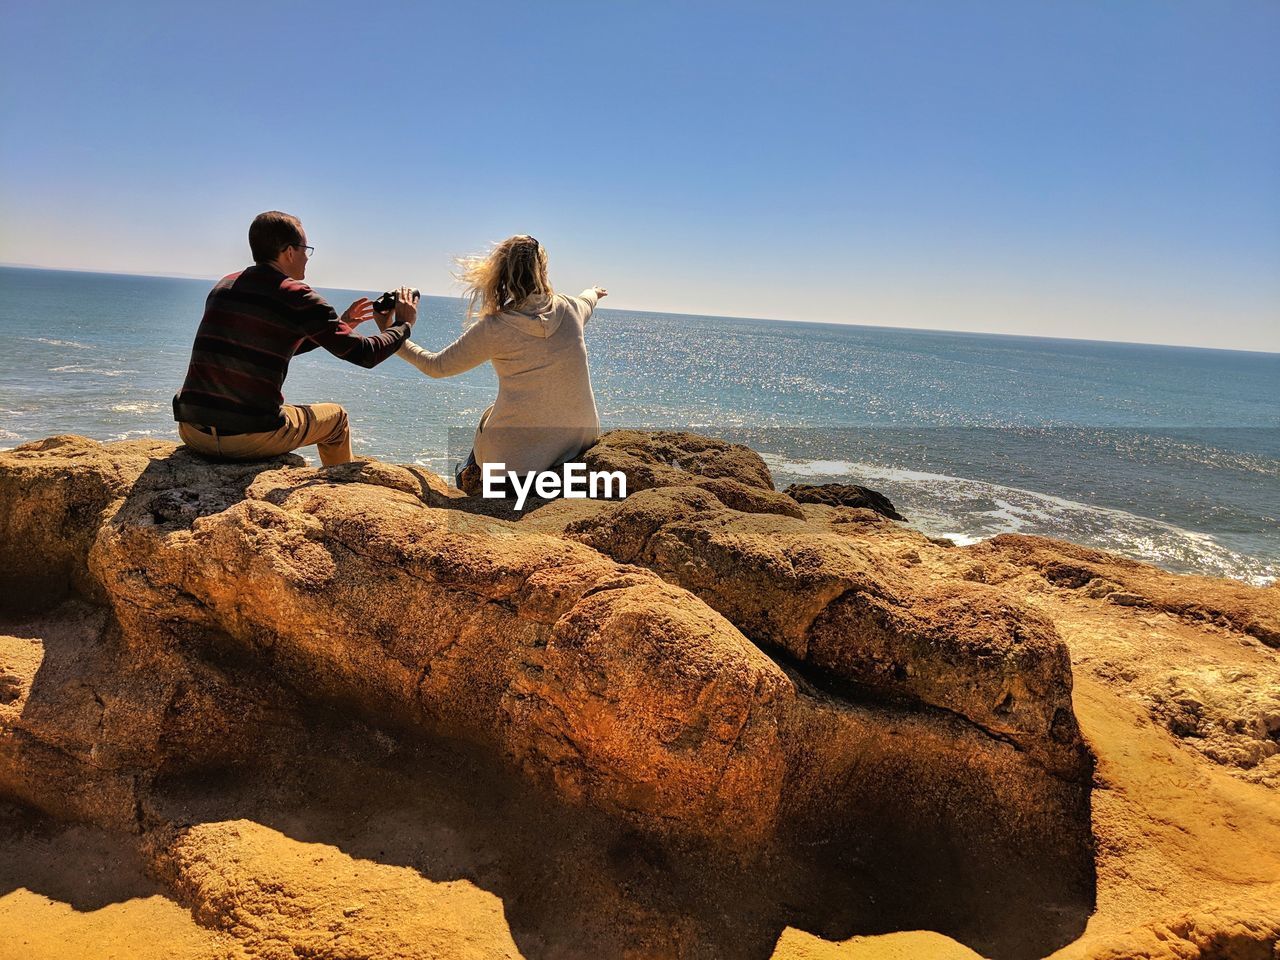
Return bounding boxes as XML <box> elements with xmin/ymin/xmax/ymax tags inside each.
<box><xmin>2</xmin><ymin>261</ymin><xmax>1277</xmax><ymax>358</ymax></box>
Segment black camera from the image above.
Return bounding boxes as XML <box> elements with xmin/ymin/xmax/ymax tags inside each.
<box><xmin>372</xmin><ymin>289</ymin><xmax>420</xmax><ymax>313</ymax></box>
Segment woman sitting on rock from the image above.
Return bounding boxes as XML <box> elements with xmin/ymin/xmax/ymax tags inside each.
<box><xmin>379</xmin><ymin>235</ymin><xmax>606</xmax><ymax>494</ymax></box>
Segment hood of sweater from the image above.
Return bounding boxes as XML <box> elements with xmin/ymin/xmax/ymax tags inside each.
<box><xmin>495</xmin><ymin>293</ymin><xmax>560</xmax><ymax>338</ymax></box>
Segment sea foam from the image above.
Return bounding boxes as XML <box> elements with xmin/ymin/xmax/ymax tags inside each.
<box><xmin>761</xmin><ymin>454</ymin><xmax>1279</xmax><ymax>586</ymax></box>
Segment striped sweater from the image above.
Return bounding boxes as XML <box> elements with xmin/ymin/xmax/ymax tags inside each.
<box><xmin>173</xmin><ymin>264</ymin><xmax>409</xmax><ymax>433</ymax></box>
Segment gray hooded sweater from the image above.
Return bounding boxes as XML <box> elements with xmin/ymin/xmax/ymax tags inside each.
<box><xmin>396</xmin><ymin>289</ymin><xmax>601</xmax><ymax>475</ymax></box>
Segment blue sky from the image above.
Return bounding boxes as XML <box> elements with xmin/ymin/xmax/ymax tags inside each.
<box><xmin>1</xmin><ymin>0</ymin><xmax>1277</xmax><ymax>351</ymax></box>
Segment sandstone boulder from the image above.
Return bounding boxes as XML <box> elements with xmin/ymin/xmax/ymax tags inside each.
<box><xmin>0</xmin><ymin>432</ymin><xmax>1125</xmax><ymax>958</ymax></box>
<box><xmin>555</xmin><ymin>485</ymin><xmax>1087</xmax><ymax>778</ymax></box>
<box><xmin>1</xmin><ymin>435</ymin><xmax>1092</xmax><ymax>866</ymax></box>
<box><xmin>84</xmin><ymin>453</ymin><xmax>792</xmax><ymax>847</ymax></box>
<box><xmin>581</xmin><ymin>429</ymin><xmax>805</xmax><ymax>518</ymax></box>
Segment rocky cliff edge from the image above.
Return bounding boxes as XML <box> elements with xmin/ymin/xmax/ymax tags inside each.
<box><xmin>0</xmin><ymin>431</ymin><xmax>1277</xmax><ymax>960</ymax></box>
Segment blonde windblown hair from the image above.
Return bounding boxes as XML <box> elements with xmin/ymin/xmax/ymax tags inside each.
<box><xmin>454</xmin><ymin>235</ymin><xmax>552</xmax><ymax>327</ymax></box>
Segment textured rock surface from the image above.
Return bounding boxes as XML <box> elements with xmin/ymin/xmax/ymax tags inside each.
<box><xmin>782</xmin><ymin>483</ymin><xmax>904</xmax><ymax>521</ymax></box>
<box><xmin>0</xmin><ymin>601</ymin><xmax>303</xmax><ymax>831</ymax></box>
<box><xmin>971</xmin><ymin>534</ymin><xmax>1280</xmax><ymax>649</ymax></box>
<box><xmin>581</xmin><ymin>429</ymin><xmax>806</xmax><ymax>518</ymax></box>
<box><xmin>1076</xmin><ymin>901</ymin><xmax>1280</xmax><ymax>960</ymax></box>
<box><xmin>2</xmin><ymin>431</ymin><xmax>1278</xmax><ymax>960</ymax></box>
<box><xmin>544</xmin><ymin>485</ymin><xmax>1086</xmax><ymax>778</ymax></box>
<box><xmin>963</xmin><ymin>534</ymin><xmax>1280</xmax><ymax>788</ymax></box>
<box><xmin>84</xmin><ymin>455</ymin><xmax>792</xmax><ymax>847</ymax></box>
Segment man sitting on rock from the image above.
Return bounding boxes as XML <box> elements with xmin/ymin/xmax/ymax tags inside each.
<box><xmin>172</xmin><ymin>210</ymin><xmax>417</xmax><ymax>465</ymax></box>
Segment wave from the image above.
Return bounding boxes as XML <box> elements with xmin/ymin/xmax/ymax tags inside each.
<box><xmin>412</xmin><ymin>456</ymin><xmax>453</xmax><ymax>474</ymax></box>
<box><xmin>34</xmin><ymin>337</ymin><xmax>91</xmax><ymax>350</ymax></box>
<box><xmin>109</xmin><ymin>401</ymin><xmax>165</xmax><ymax>414</ymax></box>
<box><xmin>107</xmin><ymin>428</ymin><xmax>158</xmax><ymax>441</ymax></box>
<box><xmin>51</xmin><ymin>364</ymin><xmax>133</xmax><ymax>377</ymax></box>
<box><xmin>761</xmin><ymin>454</ymin><xmax>1278</xmax><ymax>586</ymax></box>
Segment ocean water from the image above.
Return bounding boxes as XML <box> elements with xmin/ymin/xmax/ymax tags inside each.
<box><xmin>1</xmin><ymin>266</ymin><xmax>1277</xmax><ymax>584</ymax></box>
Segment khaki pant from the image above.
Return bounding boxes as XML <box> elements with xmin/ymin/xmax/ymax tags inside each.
<box><xmin>178</xmin><ymin>403</ymin><xmax>353</xmax><ymax>466</ymax></box>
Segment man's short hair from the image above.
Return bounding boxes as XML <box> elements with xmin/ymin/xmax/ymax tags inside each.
<box><xmin>249</xmin><ymin>211</ymin><xmax>303</xmax><ymax>264</ymax></box>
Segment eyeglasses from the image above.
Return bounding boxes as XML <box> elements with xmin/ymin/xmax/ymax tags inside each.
<box><xmin>291</xmin><ymin>243</ymin><xmax>314</xmax><ymax>257</ymax></box>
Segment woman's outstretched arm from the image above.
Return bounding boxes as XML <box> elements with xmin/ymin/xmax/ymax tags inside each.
<box><xmin>397</xmin><ymin>322</ymin><xmax>493</xmax><ymax>378</ymax></box>
<box><xmin>375</xmin><ymin>288</ymin><xmax>493</xmax><ymax>378</ymax></box>
<box><xmin>575</xmin><ymin>286</ymin><xmax>608</xmax><ymax>325</ymax></box>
